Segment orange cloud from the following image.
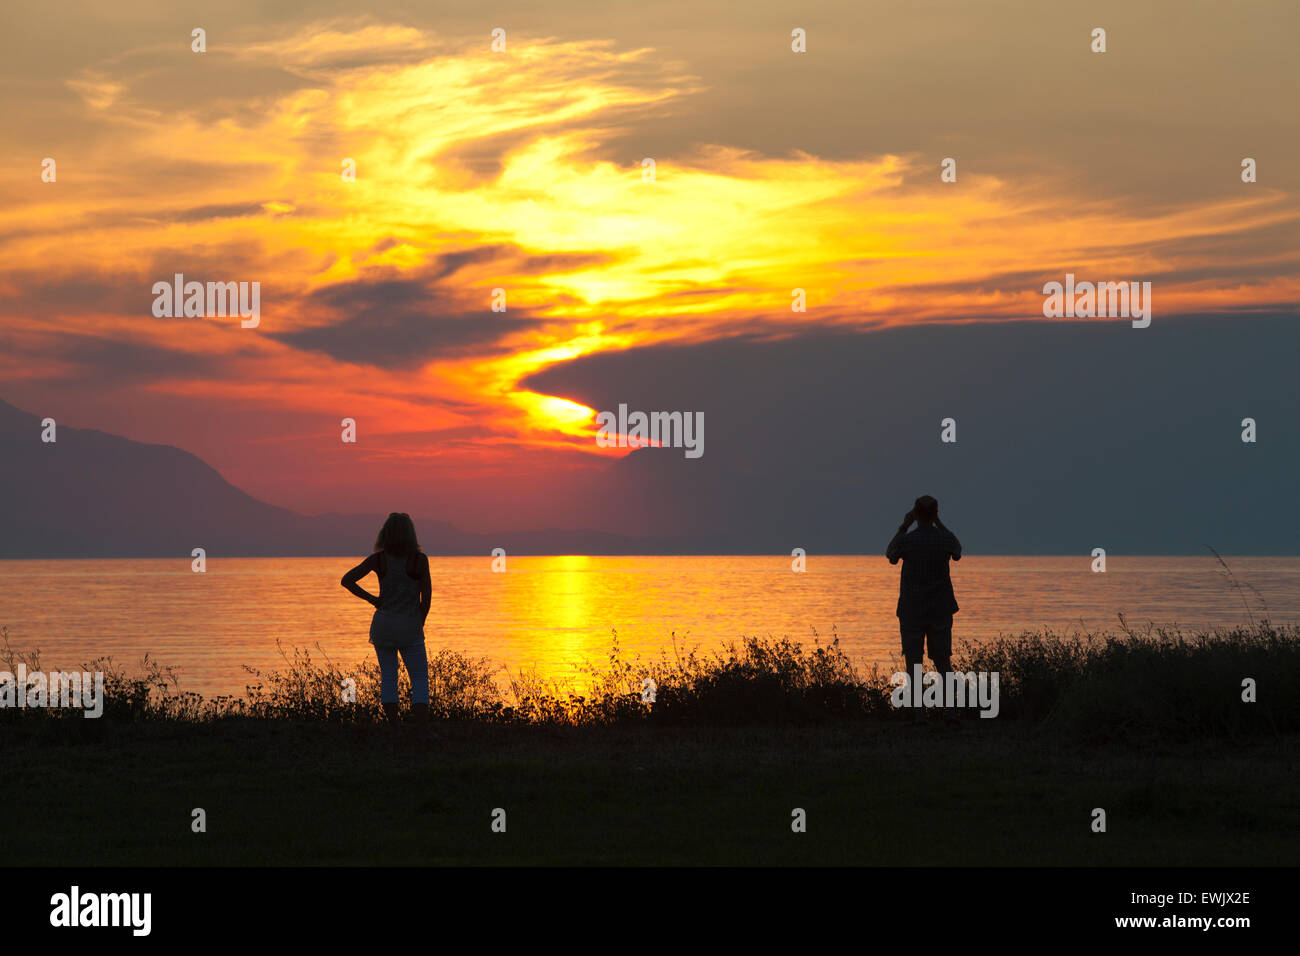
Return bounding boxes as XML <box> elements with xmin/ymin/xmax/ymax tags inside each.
<box><xmin>2</xmin><ymin>20</ymin><xmax>1296</xmax><ymax>468</ymax></box>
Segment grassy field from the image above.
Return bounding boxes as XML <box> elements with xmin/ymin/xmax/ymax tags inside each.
<box><xmin>4</xmin><ymin>716</ymin><xmax>1297</xmax><ymax>866</ymax></box>
<box><xmin>3</xmin><ymin>620</ymin><xmax>1297</xmax><ymax>865</ymax></box>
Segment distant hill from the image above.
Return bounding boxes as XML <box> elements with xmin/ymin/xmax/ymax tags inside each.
<box><xmin>0</xmin><ymin>397</ymin><xmax>665</xmax><ymax>558</ymax></box>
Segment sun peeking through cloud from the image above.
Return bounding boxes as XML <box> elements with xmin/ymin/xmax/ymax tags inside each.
<box><xmin>518</xmin><ymin>393</ymin><xmax>598</xmax><ymax>441</ymax></box>
<box><xmin>2</xmin><ymin>20</ymin><xmax>1297</xmax><ymax>471</ymax></box>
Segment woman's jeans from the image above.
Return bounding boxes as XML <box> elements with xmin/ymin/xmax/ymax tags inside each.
<box><xmin>375</xmin><ymin>641</ymin><xmax>429</xmax><ymax>704</ymax></box>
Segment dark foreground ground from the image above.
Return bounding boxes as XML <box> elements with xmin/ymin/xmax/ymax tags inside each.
<box><xmin>3</xmin><ymin>717</ymin><xmax>1295</xmax><ymax>865</ymax></box>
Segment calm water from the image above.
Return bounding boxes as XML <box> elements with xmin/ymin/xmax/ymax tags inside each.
<box><xmin>1</xmin><ymin>555</ymin><xmax>1296</xmax><ymax>697</ymax></box>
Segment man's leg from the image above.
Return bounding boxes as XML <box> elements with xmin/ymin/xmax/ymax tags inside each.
<box><xmin>927</xmin><ymin>616</ymin><xmax>955</xmax><ymax>717</ymax></box>
<box><xmin>900</xmin><ymin>619</ymin><xmax>925</xmax><ymax>720</ymax></box>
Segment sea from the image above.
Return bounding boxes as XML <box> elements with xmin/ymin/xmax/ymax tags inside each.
<box><xmin>0</xmin><ymin>555</ymin><xmax>1294</xmax><ymax>697</ymax></box>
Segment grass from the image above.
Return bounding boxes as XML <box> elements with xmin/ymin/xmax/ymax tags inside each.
<box><xmin>1</xmin><ymin>621</ymin><xmax>1297</xmax><ymax>864</ymax></box>
<box><xmin>5</xmin><ymin>620</ymin><xmax>1295</xmax><ymax>737</ymax></box>
<box><xmin>3</xmin><ymin>717</ymin><xmax>1296</xmax><ymax>865</ymax></box>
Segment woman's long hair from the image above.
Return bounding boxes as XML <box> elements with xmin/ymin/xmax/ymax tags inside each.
<box><xmin>374</xmin><ymin>512</ymin><xmax>420</xmax><ymax>557</ymax></box>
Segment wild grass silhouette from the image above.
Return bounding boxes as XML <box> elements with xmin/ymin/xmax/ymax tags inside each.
<box><xmin>3</xmin><ymin>620</ymin><xmax>1295</xmax><ymax>740</ymax></box>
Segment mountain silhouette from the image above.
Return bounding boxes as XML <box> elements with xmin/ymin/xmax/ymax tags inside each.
<box><xmin>0</xmin><ymin>396</ymin><xmax>658</xmax><ymax>558</ymax></box>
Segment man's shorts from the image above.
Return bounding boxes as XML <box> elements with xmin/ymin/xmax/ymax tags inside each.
<box><xmin>900</xmin><ymin>615</ymin><xmax>953</xmax><ymax>662</ymax></box>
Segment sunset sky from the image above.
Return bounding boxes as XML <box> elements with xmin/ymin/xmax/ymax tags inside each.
<box><xmin>2</xmin><ymin>1</ymin><xmax>1297</xmax><ymax>536</ymax></box>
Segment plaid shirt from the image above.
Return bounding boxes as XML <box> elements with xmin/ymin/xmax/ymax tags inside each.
<box><xmin>886</xmin><ymin>524</ymin><xmax>961</xmax><ymax>619</ymax></box>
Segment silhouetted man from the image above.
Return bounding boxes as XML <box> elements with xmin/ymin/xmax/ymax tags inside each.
<box><xmin>887</xmin><ymin>495</ymin><xmax>961</xmax><ymax>716</ymax></box>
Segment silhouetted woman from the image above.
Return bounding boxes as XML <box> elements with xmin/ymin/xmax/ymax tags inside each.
<box><xmin>341</xmin><ymin>513</ymin><xmax>433</xmax><ymax>728</ymax></box>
